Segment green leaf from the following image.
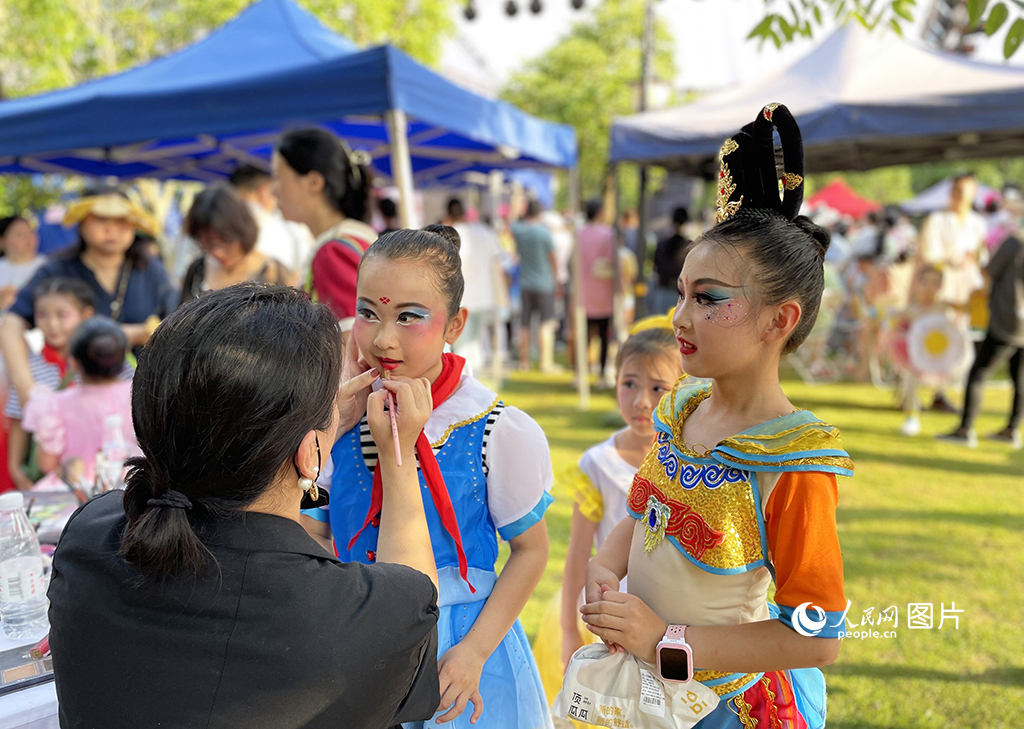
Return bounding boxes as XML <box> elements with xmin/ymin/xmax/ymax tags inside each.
<box><xmin>986</xmin><ymin>2</ymin><xmax>1009</xmax><ymax>35</ymax></box>
<box><xmin>968</xmin><ymin>0</ymin><xmax>989</xmax><ymax>25</ymax></box>
<box><xmin>1004</xmin><ymin>16</ymin><xmax>1024</xmax><ymax>56</ymax></box>
<box><xmin>779</xmin><ymin>16</ymin><xmax>795</xmax><ymax>41</ymax></box>
<box><xmin>813</xmin><ymin>5</ymin><xmax>822</xmax><ymax>24</ymax></box>
<box><xmin>747</xmin><ymin>13</ymin><xmax>775</xmax><ymax>40</ymax></box>
<box><xmin>894</xmin><ymin>0</ymin><xmax>916</xmax><ymax>21</ymax></box>
<box><xmin>889</xmin><ymin>17</ymin><xmax>904</xmax><ymax>34</ymax></box>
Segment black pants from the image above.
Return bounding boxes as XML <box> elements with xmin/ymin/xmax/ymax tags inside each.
<box><xmin>587</xmin><ymin>317</ymin><xmax>611</xmax><ymax>377</ymax></box>
<box><xmin>960</xmin><ymin>331</ymin><xmax>1023</xmax><ymax>431</ymax></box>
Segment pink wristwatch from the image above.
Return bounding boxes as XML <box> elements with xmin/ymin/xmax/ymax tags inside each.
<box><xmin>656</xmin><ymin>625</ymin><xmax>694</xmax><ymax>683</ymax></box>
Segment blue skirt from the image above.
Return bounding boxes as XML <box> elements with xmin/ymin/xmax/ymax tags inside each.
<box><xmin>405</xmin><ymin>570</ymin><xmax>554</xmax><ymax>729</ymax></box>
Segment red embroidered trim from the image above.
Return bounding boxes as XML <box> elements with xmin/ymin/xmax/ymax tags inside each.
<box><xmin>628</xmin><ymin>475</ymin><xmax>726</xmax><ymax>559</ymax></box>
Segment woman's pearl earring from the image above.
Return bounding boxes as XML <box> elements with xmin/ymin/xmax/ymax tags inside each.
<box><xmin>299</xmin><ymin>468</ymin><xmax>321</xmax><ymax>502</ymax></box>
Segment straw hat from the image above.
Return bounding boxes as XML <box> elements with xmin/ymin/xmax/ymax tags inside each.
<box><xmin>63</xmin><ymin>193</ymin><xmax>159</xmax><ymax>237</ymax></box>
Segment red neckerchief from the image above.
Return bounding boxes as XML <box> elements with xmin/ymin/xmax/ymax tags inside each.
<box><xmin>41</xmin><ymin>344</ymin><xmax>69</xmax><ymax>381</ymax></box>
<box><xmin>348</xmin><ymin>353</ymin><xmax>475</xmax><ymax>593</ymax></box>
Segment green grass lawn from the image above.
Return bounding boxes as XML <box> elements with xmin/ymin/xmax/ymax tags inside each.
<box><xmin>495</xmin><ymin>370</ymin><xmax>1024</xmax><ymax>729</ymax></box>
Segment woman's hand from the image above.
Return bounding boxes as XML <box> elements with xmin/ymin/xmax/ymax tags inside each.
<box><xmin>561</xmin><ymin>624</ymin><xmax>585</xmax><ymax>667</ymax></box>
<box><xmin>435</xmin><ymin>642</ymin><xmax>486</xmax><ymax>724</ymax></box>
<box><xmin>366</xmin><ymin>376</ymin><xmax>432</xmax><ymax>464</ymax></box>
<box><xmin>581</xmin><ymin>587</ymin><xmax>667</xmax><ymax>665</ymax></box>
<box><xmin>337</xmin><ymin>333</ymin><xmax>379</xmax><ymax>436</ymax></box>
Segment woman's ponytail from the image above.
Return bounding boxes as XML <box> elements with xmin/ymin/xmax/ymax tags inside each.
<box><xmin>120</xmin><ymin>456</ymin><xmax>208</xmax><ymax>576</ymax></box>
<box><xmin>277</xmin><ymin>128</ymin><xmax>371</xmax><ymax>223</ymax></box>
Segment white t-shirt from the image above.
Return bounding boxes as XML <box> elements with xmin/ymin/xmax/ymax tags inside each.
<box><xmin>250</xmin><ymin>203</ymin><xmax>314</xmax><ymax>273</ymax></box>
<box><xmin>919</xmin><ymin>210</ymin><xmax>987</xmax><ymax>305</ymax></box>
<box><xmin>0</xmin><ymin>257</ymin><xmax>45</xmax><ymax>294</ymax></box>
<box><xmin>576</xmin><ymin>431</ymin><xmax>637</xmax><ymax>550</ymax></box>
<box><xmin>454</xmin><ymin>222</ymin><xmax>503</xmax><ymax>313</ymax></box>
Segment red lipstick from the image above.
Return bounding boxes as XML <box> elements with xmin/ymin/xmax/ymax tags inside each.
<box><xmin>677</xmin><ymin>337</ymin><xmax>697</xmax><ymax>356</ymax></box>
<box><xmin>377</xmin><ymin>357</ymin><xmax>402</xmax><ymax>371</ymax></box>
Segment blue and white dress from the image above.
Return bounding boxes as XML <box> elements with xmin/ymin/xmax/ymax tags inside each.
<box><xmin>308</xmin><ymin>373</ymin><xmax>555</xmax><ymax>729</ymax></box>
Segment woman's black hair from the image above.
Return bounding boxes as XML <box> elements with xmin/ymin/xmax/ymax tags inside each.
<box><xmin>0</xmin><ymin>216</ymin><xmax>27</xmax><ymax>238</ymax></box>
<box><xmin>276</xmin><ymin>128</ymin><xmax>371</xmax><ymax>222</ymax></box>
<box><xmin>62</xmin><ymin>185</ymin><xmax>150</xmax><ymax>271</ymax></box>
<box><xmin>33</xmin><ymin>277</ymin><xmax>96</xmax><ymax>311</ymax></box>
<box><xmin>615</xmin><ymin>327</ymin><xmax>682</xmax><ymax>372</ymax></box>
<box><xmin>361</xmin><ymin>227</ymin><xmax>464</xmax><ymax>319</ymax></box>
<box><xmin>120</xmin><ymin>283</ymin><xmax>342</xmax><ymax>576</ymax></box>
<box><xmin>184</xmin><ymin>185</ymin><xmax>259</xmax><ymax>253</ymax></box>
<box><xmin>69</xmin><ymin>316</ymin><xmax>126</xmax><ymax>380</ymax></box>
<box><xmin>694</xmin><ymin>209</ymin><xmax>831</xmax><ymax>354</ymax></box>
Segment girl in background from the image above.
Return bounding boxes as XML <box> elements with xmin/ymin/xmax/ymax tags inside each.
<box><xmin>23</xmin><ymin>316</ymin><xmax>138</xmax><ymax>482</ymax></box>
<box><xmin>273</xmin><ymin>128</ymin><xmax>376</xmax><ymax>334</ymax></box>
<box><xmin>5</xmin><ymin>279</ymin><xmax>95</xmax><ymax>491</ymax></box>
<box><xmin>303</xmin><ymin>226</ymin><xmax>554</xmax><ymax>729</ymax></box>
<box><xmin>532</xmin><ymin>324</ymin><xmax>684</xmax><ymax>709</ymax></box>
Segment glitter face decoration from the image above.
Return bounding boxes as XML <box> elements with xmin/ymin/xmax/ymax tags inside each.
<box><xmin>694</xmin><ymin>285</ymin><xmax>747</xmax><ymax>326</ymax></box>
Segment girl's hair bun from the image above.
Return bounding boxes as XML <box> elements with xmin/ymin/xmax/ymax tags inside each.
<box><xmin>793</xmin><ymin>215</ymin><xmax>831</xmax><ymax>260</ymax></box>
<box><xmin>422</xmin><ymin>224</ymin><xmax>462</xmax><ymax>252</ymax></box>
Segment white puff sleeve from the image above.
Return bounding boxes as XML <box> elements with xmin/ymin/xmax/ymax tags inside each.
<box><xmin>485</xmin><ymin>406</ymin><xmax>554</xmax><ymax>541</ymax></box>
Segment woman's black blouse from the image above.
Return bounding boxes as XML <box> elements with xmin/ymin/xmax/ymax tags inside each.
<box><xmin>47</xmin><ymin>491</ymin><xmax>440</xmax><ymax>729</ymax></box>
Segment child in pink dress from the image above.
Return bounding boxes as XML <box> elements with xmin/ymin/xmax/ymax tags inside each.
<box><xmin>23</xmin><ymin>317</ymin><xmax>137</xmax><ymax>483</ymax></box>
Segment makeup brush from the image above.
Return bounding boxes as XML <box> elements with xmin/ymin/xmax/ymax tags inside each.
<box><xmin>382</xmin><ymin>369</ymin><xmax>403</xmax><ymax>467</ymax></box>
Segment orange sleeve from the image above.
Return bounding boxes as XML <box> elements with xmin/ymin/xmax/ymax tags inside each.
<box><xmin>764</xmin><ymin>471</ymin><xmax>846</xmax><ymax>636</ymax></box>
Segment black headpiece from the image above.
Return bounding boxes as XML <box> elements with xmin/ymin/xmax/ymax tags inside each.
<box><xmin>715</xmin><ymin>103</ymin><xmax>805</xmax><ymax>224</ymax></box>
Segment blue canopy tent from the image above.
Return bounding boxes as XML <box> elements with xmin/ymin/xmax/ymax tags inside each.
<box><xmin>610</xmin><ymin>23</ymin><xmax>1024</xmax><ymax>176</ymax></box>
<box><xmin>0</xmin><ymin>0</ymin><xmax>593</xmax><ymax>406</ymax></box>
<box><xmin>0</xmin><ymin>0</ymin><xmax>577</xmax><ymax>226</ymax></box>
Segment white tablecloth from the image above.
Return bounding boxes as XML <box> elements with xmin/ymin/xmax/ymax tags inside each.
<box><xmin>0</xmin><ymin>634</ymin><xmax>57</xmax><ymax>729</ymax></box>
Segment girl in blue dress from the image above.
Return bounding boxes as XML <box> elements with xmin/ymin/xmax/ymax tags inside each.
<box><xmin>303</xmin><ymin>226</ymin><xmax>554</xmax><ymax>729</ymax></box>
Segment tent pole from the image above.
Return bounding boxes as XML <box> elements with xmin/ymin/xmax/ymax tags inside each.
<box><xmin>386</xmin><ymin>109</ymin><xmax>416</xmax><ymax>228</ymax></box>
<box><xmin>570</xmin><ymin>165</ymin><xmax>590</xmax><ymax>411</ymax></box>
<box><xmin>489</xmin><ymin>170</ymin><xmax>505</xmax><ymax>391</ymax></box>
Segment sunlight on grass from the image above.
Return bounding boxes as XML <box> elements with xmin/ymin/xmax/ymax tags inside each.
<box><xmin>496</xmin><ymin>370</ymin><xmax>1024</xmax><ymax>729</ymax></box>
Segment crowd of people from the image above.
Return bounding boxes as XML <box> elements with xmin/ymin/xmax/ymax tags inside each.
<box><xmin>798</xmin><ymin>173</ymin><xmax>1022</xmax><ymax>447</ymax></box>
<box><xmin>0</xmin><ymin>105</ymin><xmax>1016</xmax><ymax>729</ymax></box>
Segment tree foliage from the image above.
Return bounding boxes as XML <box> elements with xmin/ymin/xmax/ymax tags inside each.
<box><xmin>501</xmin><ymin>0</ymin><xmax>677</xmax><ymax>203</ymax></box>
<box><xmin>750</xmin><ymin>0</ymin><xmax>1024</xmax><ymax>59</ymax></box>
<box><xmin>0</xmin><ymin>0</ymin><xmax>457</xmax><ymax>99</ymax></box>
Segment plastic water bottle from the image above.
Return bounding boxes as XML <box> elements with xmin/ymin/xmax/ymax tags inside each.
<box><xmin>0</xmin><ymin>492</ymin><xmax>49</xmax><ymax>640</ymax></box>
<box><xmin>97</xmin><ymin>414</ymin><xmax>128</xmax><ymax>492</ymax></box>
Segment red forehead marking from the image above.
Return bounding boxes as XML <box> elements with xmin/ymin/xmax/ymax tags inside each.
<box><xmin>379</xmin><ymin>297</ymin><xmax>390</xmax><ymax>304</ymax></box>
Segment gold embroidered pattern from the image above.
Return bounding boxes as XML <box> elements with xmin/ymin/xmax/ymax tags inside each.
<box><xmin>635</xmin><ymin>439</ymin><xmax>764</xmax><ymax>571</ymax></box>
<box><xmin>720</xmin><ymin>453</ymin><xmax>854</xmax><ymax>472</ymax></box>
<box><xmin>782</xmin><ymin>172</ymin><xmax>803</xmax><ymax>191</ymax></box>
<box><xmin>763</xmin><ymin>103</ymin><xmax>780</xmax><ymax>122</ymax></box>
<box><xmin>731</xmin><ymin>692</ymin><xmax>758</xmax><ymax>728</ymax></box>
<box><xmin>719</xmin><ymin>138</ymin><xmax>739</xmax><ymax>162</ymax></box>
<box><xmin>761</xmin><ymin>677</ymin><xmax>783</xmax><ymax>729</ymax></box>
<box><xmin>698</xmin><ymin>671</ymin><xmax>762</xmax><ymax>698</ymax></box>
<box><xmin>430</xmin><ymin>395</ymin><xmax>500</xmax><ymax>449</ymax></box>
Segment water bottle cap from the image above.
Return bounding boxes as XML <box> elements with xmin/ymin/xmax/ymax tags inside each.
<box><xmin>0</xmin><ymin>492</ymin><xmax>25</xmax><ymax>511</ymax></box>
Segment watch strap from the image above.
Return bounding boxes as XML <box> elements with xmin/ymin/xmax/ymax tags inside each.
<box><xmin>665</xmin><ymin>624</ymin><xmax>688</xmax><ymax>642</ymax></box>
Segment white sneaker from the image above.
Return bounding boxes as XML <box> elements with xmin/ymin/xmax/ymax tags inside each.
<box><xmin>899</xmin><ymin>416</ymin><xmax>921</xmax><ymax>437</ymax></box>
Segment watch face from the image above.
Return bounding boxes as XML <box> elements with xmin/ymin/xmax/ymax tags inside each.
<box><xmin>659</xmin><ymin>646</ymin><xmax>691</xmax><ymax>681</ymax></box>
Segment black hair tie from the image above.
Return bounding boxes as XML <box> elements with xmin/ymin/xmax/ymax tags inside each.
<box><xmin>147</xmin><ymin>490</ymin><xmax>193</xmax><ymax>511</ymax></box>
